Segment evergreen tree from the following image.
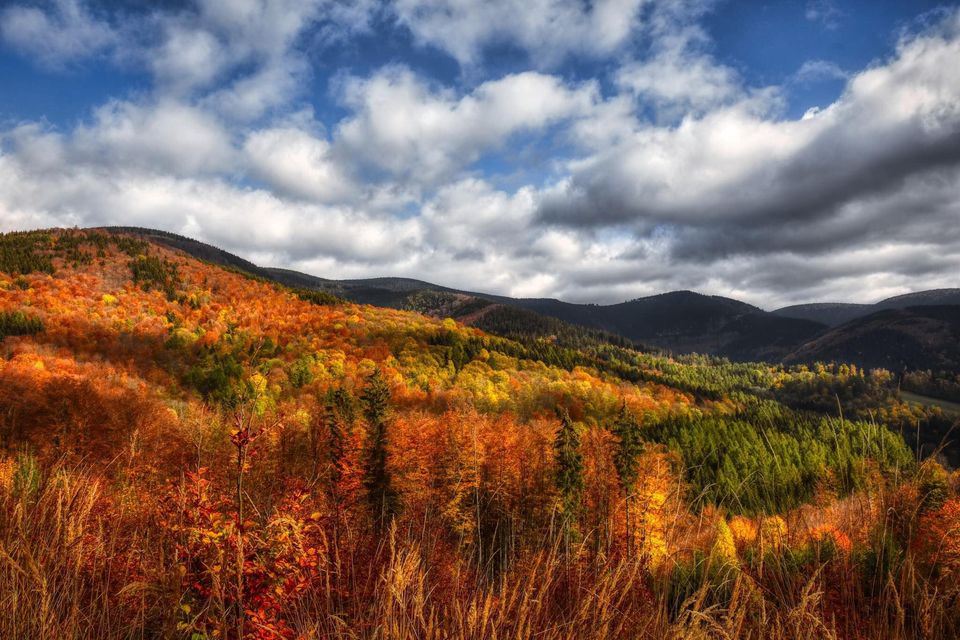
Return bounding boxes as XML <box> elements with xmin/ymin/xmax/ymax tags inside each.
<box><xmin>612</xmin><ymin>403</ymin><xmax>644</xmax><ymax>555</ymax></box>
<box><xmin>361</xmin><ymin>368</ymin><xmax>398</xmax><ymax>530</ymax></box>
<box><xmin>553</xmin><ymin>407</ymin><xmax>583</xmax><ymax>547</ymax></box>
<box><xmin>322</xmin><ymin>386</ymin><xmax>354</xmax><ymax>494</ymax></box>
<box><xmin>323</xmin><ymin>385</ymin><xmax>355</xmax><ymax>563</ymax></box>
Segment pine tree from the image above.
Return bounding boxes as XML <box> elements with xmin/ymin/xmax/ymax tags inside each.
<box><xmin>323</xmin><ymin>385</ymin><xmax>355</xmax><ymax>574</ymax></box>
<box><xmin>612</xmin><ymin>403</ymin><xmax>644</xmax><ymax>555</ymax></box>
<box><xmin>322</xmin><ymin>386</ymin><xmax>354</xmax><ymax>496</ymax></box>
<box><xmin>361</xmin><ymin>368</ymin><xmax>397</xmax><ymax>530</ymax></box>
<box><xmin>553</xmin><ymin>406</ymin><xmax>583</xmax><ymax>549</ymax></box>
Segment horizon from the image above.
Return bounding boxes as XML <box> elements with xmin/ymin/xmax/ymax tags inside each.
<box><xmin>23</xmin><ymin>223</ymin><xmax>960</xmax><ymax>312</ymax></box>
<box><xmin>2</xmin><ymin>1</ymin><xmax>960</xmax><ymax>308</ymax></box>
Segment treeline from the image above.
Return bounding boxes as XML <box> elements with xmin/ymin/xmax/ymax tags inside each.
<box><xmin>294</xmin><ymin>288</ymin><xmax>345</xmax><ymax>306</ymax></box>
<box><xmin>595</xmin><ymin>348</ymin><xmax>775</xmax><ymax>400</ymax></box>
<box><xmin>773</xmin><ymin>362</ymin><xmax>897</xmax><ymax>416</ymax></box>
<box><xmin>902</xmin><ymin>370</ymin><xmax>960</xmax><ymax>404</ymax></box>
<box><xmin>468</xmin><ymin>303</ymin><xmax>639</xmax><ymax>351</ymax></box>
<box><xmin>0</xmin><ymin>231</ymin><xmax>55</xmax><ymax>275</ymax></box>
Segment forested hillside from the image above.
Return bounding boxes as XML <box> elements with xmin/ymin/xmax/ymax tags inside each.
<box><xmin>1</xmin><ymin>228</ymin><xmax>959</xmax><ymax>639</ymax></box>
<box><xmin>775</xmin><ymin>290</ymin><xmax>960</xmax><ymax>327</ymax></box>
<box><xmin>785</xmin><ymin>306</ymin><xmax>960</xmax><ymax>371</ymax></box>
<box><xmin>103</xmin><ymin>227</ymin><xmax>960</xmax><ymax>373</ymax></box>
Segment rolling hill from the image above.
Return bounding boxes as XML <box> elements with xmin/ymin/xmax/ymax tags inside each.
<box><xmin>101</xmin><ymin>227</ymin><xmax>960</xmax><ymax>370</ymax></box>
<box><xmin>771</xmin><ymin>302</ymin><xmax>874</xmax><ymax>327</ymax></box>
<box><xmin>304</xmin><ymin>281</ymin><xmax>828</xmax><ymax>361</ymax></box>
<box><xmin>105</xmin><ymin>227</ymin><xmax>826</xmax><ymax>360</ymax></box>
<box><xmin>774</xmin><ymin>289</ymin><xmax>960</xmax><ymax>326</ymax></box>
<box><xmin>785</xmin><ymin>305</ymin><xmax>960</xmax><ymax>371</ymax></box>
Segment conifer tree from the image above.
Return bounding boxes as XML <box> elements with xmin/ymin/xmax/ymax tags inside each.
<box><xmin>612</xmin><ymin>403</ymin><xmax>644</xmax><ymax>555</ymax></box>
<box><xmin>322</xmin><ymin>386</ymin><xmax>354</xmax><ymax>497</ymax></box>
<box><xmin>361</xmin><ymin>368</ymin><xmax>397</xmax><ymax>530</ymax></box>
<box><xmin>322</xmin><ymin>385</ymin><xmax>355</xmax><ymax>568</ymax></box>
<box><xmin>553</xmin><ymin>406</ymin><xmax>583</xmax><ymax>549</ymax></box>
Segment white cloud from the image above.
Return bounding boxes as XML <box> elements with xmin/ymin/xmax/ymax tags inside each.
<box><xmin>793</xmin><ymin>59</ymin><xmax>848</xmax><ymax>84</ymax></box>
<box><xmin>69</xmin><ymin>100</ymin><xmax>236</xmax><ymax>176</ymax></box>
<box><xmin>244</xmin><ymin>124</ymin><xmax>356</xmax><ymax>203</ymax></box>
<box><xmin>542</xmin><ymin>10</ymin><xmax>960</xmax><ymax>236</ymax></box>
<box><xmin>2</xmin><ymin>1</ymin><xmax>960</xmax><ymax>310</ymax></box>
<box><xmin>420</xmin><ymin>178</ymin><xmax>536</xmax><ymax>251</ymax></box>
<box><xmin>616</xmin><ymin>47</ymin><xmax>742</xmax><ymax>117</ymax></box>
<box><xmin>335</xmin><ymin>66</ymin><xmax>598</xmax><ymax>186</ymax></box>
<box><xmin>203</xmin><ymin>56</ymin><xmax>309</xmax><ymax>121</ymax></box>
<box><xmin>142</xmin><ymin>0</ymin><xmax>332</xmax><ymax>119</ymax></box>
<box><xmin>149</xmin><ymin>25</ymin><xmax>228</xmax><ymax>95</ymax></box>
<box><xmin>2</xmin><ymin>0</ymin><xmax>376</xmax><ymax>122</ymax></box>
<box><xmin>0</xmin><ymin>146</ymin><xmax>420</xmax><ymax>264</ymax></box>
<box><xmin>610</xmin><ymin>7</ymin><xmax>757</xmax><ymax>122</ymax></box>
<box><xmin>0</xmin><ymin>0</ymin><xmax>117</xmax><ymax>68</ymax></box>
<box><xmin>391</xmin><ymin>0</ymin><xmax>648</xmax><ymax>66</ymax></box>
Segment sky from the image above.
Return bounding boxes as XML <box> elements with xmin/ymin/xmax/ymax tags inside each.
<box><xmin>0</xmin><ymin>0</ymin><xmax>959</xmax><ymax>309</ymax></box>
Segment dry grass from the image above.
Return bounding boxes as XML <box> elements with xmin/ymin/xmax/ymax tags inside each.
<box><xmin>0</xmin><ymin>454</ymin><xmax>957</xmax><ymax>640</ymax></box>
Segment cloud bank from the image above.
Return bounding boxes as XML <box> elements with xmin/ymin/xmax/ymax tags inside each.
<box><xmin>1</xmin><ymin>0</ymin><xmax>959</xmax><ymax>309</ymax></box>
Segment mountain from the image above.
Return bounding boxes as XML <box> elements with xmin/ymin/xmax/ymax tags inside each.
<box><xmin>99</xmin><ymin>227</ymin><xmax>960</xmax><ymax>369</ymax></box>
<box><xmin>267</xmin><ymin>274</ymin><xmax>827</xmax><ymax>361</ymax></box>
<box><xmin>774</xmin><ymin>289</ymin><xmax>960</xmax><ymax>327</ymax></box>
<box><xmin>101</xmin><ymin>229</ymin><xmax>644</xmax><ymax>355</ymax></box>
<box><xmin>876</xmin><ymin>288</ymin><xmax>960</xmax><ymax>309</ymax></box>
<box><xmin>103</xmin><ymin>226</ymin><xmax>276</xmax><ymax>279</ymax></box>
<box><xmin>509</xmin><ymin>291</ymin><xmax>826</xmax><ymax>361</ymax></box>
<box><xmin>785</xmin><ymin>305</ymin><xmax>960</xmax><ymax>371</ymax></box>
<box><xmin>772</xmin><ymin>302</ymin><xmax>873</xmax><ymax>327</ymax></box>
<box><xmin>100</xmin><ymin>228</ymin><xmax>824</xmax><ymax>360</ymax></box>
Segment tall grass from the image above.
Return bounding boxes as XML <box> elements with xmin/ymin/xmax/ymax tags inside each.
<box><xmin>0</xmin><ymin>452</ymin><xmax>957</xmax><ymax>639</ymax></box>
<box><xmin>0</xmin><ymin>456</ymin><xmax>123</xmax><ymax>639</ymax></box>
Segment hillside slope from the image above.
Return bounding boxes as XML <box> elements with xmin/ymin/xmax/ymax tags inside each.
<box><xmin>785</xmin><ymin>305</ymin><xmax>960</xmax><ymax>371</ymax></box>
<box><xmin>99</xmin><ymin>227</ymin><xmax>960</xmax><ymax>370</ymax></box>
<box><xmin>774</xmin><ymin>289</ymin><xmax>960</xmax><ymax>326</ymax></box>
<box><xmin>1</xmin><ymin>227</ymin><xmax>954</xmax><ymax>639</ymax></box>
<box><xmin>104</xmin><ymin>229</ymin><xmax>820</xmax><ymax>359</ymax></box>
<box><xmin>279</xmin><ymin>278</ymin><xmax>828</xmax><ymax>361</ymax></box>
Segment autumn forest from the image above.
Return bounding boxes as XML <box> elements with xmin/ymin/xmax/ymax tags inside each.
<box><xmin>1</xmin><ymin>228</ymin><xmax>959</xmax><ymax>640</ymax></box>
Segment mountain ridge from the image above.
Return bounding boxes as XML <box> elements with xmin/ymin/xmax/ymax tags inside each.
<box><xmin>773</xmin><ymin>289</ymin><xmax>960</xmax><ymax>327</ymax></box>
<box><xmin>100</xmin><ymin>227</ymin><xmax>959</xmax><ymax>369</ymax></box>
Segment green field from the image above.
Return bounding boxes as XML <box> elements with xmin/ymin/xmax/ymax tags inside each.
<box><xmin>901</xmin><ymin>390</ymin><xmax>960</xmax><ymax>415</ymax></box>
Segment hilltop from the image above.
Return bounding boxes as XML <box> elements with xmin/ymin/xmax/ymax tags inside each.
<box><xmin>101</xmin><ymin>227</ymin><xmax>960</xmax><ymax>373</ymax></box>
<box><xmin>774</xmin><ymin>289</ymin><xmax>960</xmax><ymax>327</ymax></box>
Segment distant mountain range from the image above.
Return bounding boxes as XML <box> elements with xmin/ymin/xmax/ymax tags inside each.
<box><xmin>784</xmin><ymin>306</ymin><xmax>960</xmax><ymax>371</ymax></box>
<box><xmin>104</xmin><ymin>227</ymin><xmax>960</xmax><ymax>371</ymax></box>
<box><xmin>773</xmin><ymin>289</ymin><xmax>960</xmax><ymax>327</ymax></box>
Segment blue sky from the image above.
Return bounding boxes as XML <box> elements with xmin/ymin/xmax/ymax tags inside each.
<box><xmin>0</xmin><ymin>2</ymin><xmax>944</xmax><ymax>128</ymax></box>
<box><xmin>1</xmin><ymin>0</ymin><xmax>959</xmax><ymax>308</ymax></box>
